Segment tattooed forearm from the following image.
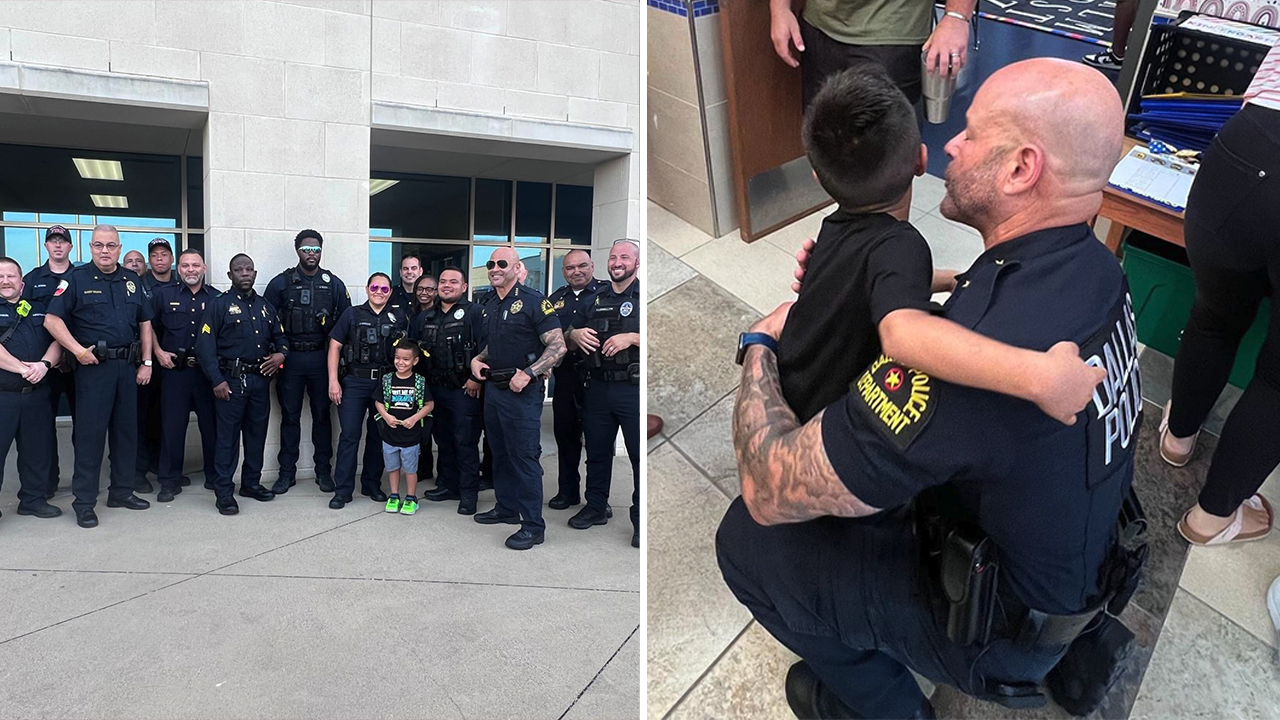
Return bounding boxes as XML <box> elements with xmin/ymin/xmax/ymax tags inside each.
<box><xmin>732</xmin><ymin>346</ymin><xmax>879</xmax><ymax>525</ymax></box>
<box><xmin>530</xmin><ymin>328</ymin><xmax>567</xmax><ymax>375</ymax></box>
<box><xmin>475</xmin><ymin>345</ymin><xmax>489</xmax><ymax>362</ymax></box>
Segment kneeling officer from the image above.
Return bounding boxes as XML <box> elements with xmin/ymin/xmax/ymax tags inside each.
<box><xmin>196</xmin><ymin>254</ymin><xmax>288</xmax><ymax>516</ymax></box>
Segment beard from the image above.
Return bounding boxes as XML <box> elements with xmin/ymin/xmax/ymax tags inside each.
<box><xmin>939</xmin><ymin>152</ymin><xmax>1003</xmax><ymax>231</ymax></box>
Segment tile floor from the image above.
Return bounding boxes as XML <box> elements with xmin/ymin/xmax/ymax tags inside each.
<box><xmin>646</xmin><ymin>195</ymin><xmax>1280</xmax><ymax>720</ymax></box>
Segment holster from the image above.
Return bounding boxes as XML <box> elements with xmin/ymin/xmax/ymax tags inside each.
<box><xmin>483</xmin><ymin>367</ymin><xmax>518</xmax><ymax>390</ymax></box>
<box><xmin>941</xmin><ymin>525</ymin><xmax>998</xmax><ymax>647</ymax></box>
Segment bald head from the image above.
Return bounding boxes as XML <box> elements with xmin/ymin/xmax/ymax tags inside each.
<box><xmin>488</xmin><ymin>246</ymin><xmax>521</xmax><ymax>291</ymax></box>
<box><xmin>562</xmin><ymin>249</ymin><xmax>595</xmax><ymax>291</ymax></box>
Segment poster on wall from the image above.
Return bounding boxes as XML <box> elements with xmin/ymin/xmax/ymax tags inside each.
<box><xmin>1159</xmin><ymin>0</ymin><xmax>1280</xmax><ymax>27</ymax></box>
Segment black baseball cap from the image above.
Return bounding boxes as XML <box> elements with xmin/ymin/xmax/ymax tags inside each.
<box><xmin>148</xmin><ymin>237</ymin><xmax>173</xmax><ymax>254</ymax></box>
<box><xmin>45</xmin><ymin>225</ymin><xmax>71</xmax><ymax>242</ymax></box>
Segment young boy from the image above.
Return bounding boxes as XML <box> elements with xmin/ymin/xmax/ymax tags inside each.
<box><xmin>780</xmin><ymin>64</ymin><xmax>1103</xmax><ymax>424</ymax></box>
<box><xmin>376</xmin><ymin>339</ymin><xmax>435</xmax><ymax>515</ymax></box>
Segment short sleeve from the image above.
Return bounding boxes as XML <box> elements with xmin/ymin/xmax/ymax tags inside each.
<box><xmin>421</xmin><ymin>383</ymin><xmax>433</xmax><ymax>403</ymax></box>
<box><xmin>263</xmin><ymin>274</ymin><xmax>284</xmax><ymax>311</ymax></box>
<box><xmin>334</xmin><ymin>278</ymin><xmax>352</xmax><ymax>314</ymax></box>
<box><xmin>329</xmin><ymin>307</ymin><xmax>352</xmax><ymax>343</ymax></box>
<box><xmin>866</xmin><ymin>227</ymin><xmax>934</xmax><ymax>325</ymax></box>
<box><xmin>137</xmin><ymin>288</ymin><xmax>155</xmax><ymax>322</ymax></box>
<box><xmin>45</xmin><ymin>273</ymin><xmax>76</xmax><ymax>318</ymax></box>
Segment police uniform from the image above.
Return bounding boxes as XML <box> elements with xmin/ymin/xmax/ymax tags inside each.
<box><xmin>388</xmin><ymin>283</ymin><xmax>416</xmax><ymax>318</ymax></box>
<box><xmin>195</xmin><ymin>287</ymin><xmax>289</xmax><ymax>508</ymax></box>
<box><xmin>0</xmin><ymin>296</ymin><xmax>58</xmax><ymax>514</ymax></box>
<box><xmin>477</xmin><ymin>283</ymin><xmax>561</xmax><ymax>537</ymax></box>
<box><xmin>716</xmin><ymin>224</ymin><xmax>1140</xmax><ymax>718</ymax></box>
<box><xmin>412</xmin><ymin>297</ymin><xmax>486</xmax><ymax>511</ymax></box>
<box><xmin>547</xmin><ymin>278</ymin><xmax>607</xmax><ymax>506</ymax></box>
<box><xmin>264</xmin><ymin>266</ymin><xmax>350</xmax><ymax>491</ymax></box>
<box><xmin>134</xmin><ymin>273</ymin><xmax>178</xmax><ymax>491</ymax></box>
<box><xmin>151</xmin><ymin>282</ymin><xmax>221</xmax><ymax>496</ymax></box>
<box><xmin>574</xmin><ymin>278</ymin><xmax>641</xmax><ymax>533</ymax></box>
<box><xmin>22</xmin><ymin>260</ymin><xmax>76</xmax><ymax>495</ymax></box>
<box><xmin>45</xmin><ymin>264</ymin><xmax>154</xmax><ymax>517</ymax></box>
<box><xmin>329</xmin><ymin>302</ymin><xmax>408</xmax><ymax>504</ymax></box>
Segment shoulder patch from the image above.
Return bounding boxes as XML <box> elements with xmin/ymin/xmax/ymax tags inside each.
<box><xmin>851</xmin><ymin>355</ymin><xmax>935</xmax><ymax>450</ymax></box>
<box><xmin>541</xmin><ymin>299</ymin><xmax>555</xmax><ymax>316</ymax></box>
<box><xmin>53</xmin><ymin>279</ymin><xmax>68</xmax><ymax>297</ymax></box>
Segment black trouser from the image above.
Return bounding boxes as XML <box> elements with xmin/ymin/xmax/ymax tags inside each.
<box><xmin>716</xmin><ymin>499</ymin><xmax>1067</xmax><ymax>718</ymax></box>
<box><xmin>0</xmin><ymin>385</ymin><xmax>54</xmax><ymax>508</ymax></box>
<box><xmin>484</xmin><ymin>381</ymin><xmax>546</xmax><ymax>533</ymax></box>
<box><xmin>582</xmin><ymin>375</ymin><xmax>641</xmax><ymax>528</ymax></box>
<box><xmin>552</xmin><ymin>365</ymin><xmax>587</xmax><ymax>499</ymax></box>
<box><xmin>71</xmin><ymin>359</ymin><xmax>138</xmax><ymax>512</ymax></box>
<box><xmin>212</xmin><ymin>373</ymin><xmax>272</xmax><ymax>499</ymax></box>
<box><xmin>275</xmin><ymin>348</ymin><xmax>334</xmax><ymax>482</ymax></box>
<box><xmin>1169</xmin><ymin>104</ymin><xmax>1280</xmax><ymax>518</ymax></box>
<box><xmin>800</xmin><ymin>18</ymin><xmax>923</xmax><ymax>109</ymax></box>
<box><xmin>430</xmin><ymin>383</ymin><xmax>482</xmax><ymax>500</ymax></box>
<box><xmin>158</xmin><ymin>365</ymin><xmax>217</xmax><ymax>491</ymax></box>
<box><xmin>44</xmin><ymin>366</ymin><xmax>75</xmax><ymax>493</ymax></box>
<box><xmin>135</xmin><ymin>366</ymin><xmax>163</xmax><ymax>480</ymax></box>
<box><xmin>334</xmin><ymin>373</ymin><xmax>384</xmax><ymax>500</ymax></box>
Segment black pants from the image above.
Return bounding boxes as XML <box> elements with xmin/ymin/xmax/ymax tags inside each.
<box><xmin>551</xmin><ymin>365</ymin><xmax>587</xmax><ymax>499</ymax></box>
<box><xmin>71</xmin><ymin>359</ymin><xmax>138</xmax><ymax>512</ymax></box>
<box><xmin>430</xmin><ymin>383</ymin><xmax>482</xmax><ymax>500</ymax></box>
<box><xmin>275</xmin><ymin>348</ymin><xmax>335</xmax><ymax>482</ymax></box>
<box><xmin>334</xmin><ymin>374</ymin><xmax>384</xmax><ymax>500</ymax></box>
<box><xmin>159</xmin><ymin>365</ymin><xmax>217</xmax><ymax>490</ymax></box>
<box><xmin>484</xmin><ymin>382</ymin><xmax>545</xmax><ymax>533</ymax></box>
<box><xmin>716</xmin><ymin>499</ymin><xmax>1066</xmax><ymax>718</ymax></box>
<box><xmin>212</xmin><ymin>373</ymin><xmax>271</xmax><ymax>499</ymax></box>
<box><xmin>582</xmin><ymin>377</ymin><xmax>641</xmax><ymax>528</ymax></box>
<box><xmin>800</xmin><ymin>18</ymin><xmax>923</xmax><ymax>109</ymax></box>
<box><xmin>1169</xmin><ymin>104</ymin><xmax>1280</xmax><ymax>518</ymax></box>
<box><xmin>0</xmin><ymin>385</ymin><xmax>53</xmax><ymax>508</ymax></box>
<box><xmin>44</xmin><ymin>366</ymin><xmax>75</xmax><ymax>493</ymax></box>
<box><xmin>135</xmin><ymin>367</ymin><xmax>163</xmax><ymax>480</ymax></box>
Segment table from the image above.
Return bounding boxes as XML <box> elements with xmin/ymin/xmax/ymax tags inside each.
<box><xmin>1096</xmin><ymin>138</ymin><xmax>1187</xmax><ymax>254</ymax></box>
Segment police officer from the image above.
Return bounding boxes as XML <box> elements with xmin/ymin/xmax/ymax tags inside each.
<box><xmin>264</xmin><ymin>230</ymin><xmax>351</xmax><ymax>495</ymax></box>
<box><xmin>547</xmin><ymin>249</ymin><xmax>606</xmax><ymax>510</ymax></box>
<box><xmin>470</xmin><ymin>247</ymin><xmax>566</xmax><ymax>550</ymax></box>
<box><xmin>568</xmin><ymin>241</ymin><xmax>641</xmax><ymax>547</ymax></box>
<box><xmin>0</xmin><ymin>257</ymin><xmax>63</xmax><ymax>520</ymax></box>
<box><xmin>151</xmin><ymin>249</ymin><xmax>220</xmax><ymax>503</ymax></box>
<box><xmin>126</xmin><ymin>243</ymin><xmax>178</xmax><ymax>494</ymax></box>
<box><xmin>144</xmin><ymin>238</ymin><xmax>178</xmax><ymax>292</ymax></box>
<box><xmin>196</xmin><ymin>254</ymin><xmax>287</xmax><ymax>516</ymax></box>
<box><xmin>414</xmin><ymin>276</ymin><xmax>440</xmax><ymax>483</ymax></box>
<box><xmin>22</xmin><ymin>225</ymin><xmax>77</xmax><ymax>498</ymax></box>
<box><xmin>327</xmin><ymin>272</ymin><xmax>407</xmax><ymax>509</ymax></box>
<box><xmin>716</xmin><ymin>60</ymin><xmax>1136</xmax><ymax>718</ymax></box>
<box><xmin>412</xmin><ymin>266</ymin><xmax>485</xmax><ymax>514</ymax></box>
<box><xmin>389</xmin><ymin>252</ymin><xmax>422</xmax><ymax>316</ymax></box>
<box><xmin>44</xmin><ymin>224</ymin><xmax>153</xmax><ymax>529</ymax></box>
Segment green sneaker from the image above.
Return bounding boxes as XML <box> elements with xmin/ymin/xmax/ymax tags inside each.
<box><xmin>400</xmin><ymin>496</ymin><xmax>418</xmax><ymax>516</ymax></box>
<box><xmin>384</xmin><ymin>495</ymin><xmax>401</xmax><ymax>513</ymax></box>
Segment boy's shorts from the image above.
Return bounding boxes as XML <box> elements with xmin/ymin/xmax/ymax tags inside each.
<box><xmin>382</xmin><ymin>442</ymin><xmax>420</xmax><ymax>474</ymax></box>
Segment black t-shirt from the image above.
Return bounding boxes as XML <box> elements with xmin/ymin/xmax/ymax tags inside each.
<box><xmin>778</xmin><ymin>210</ymin><xmax>934</xmax><ymax>422</ymax></box>
<box><xmin>379</xmin><ymin>373</ymin><xmax>432</xmax><ymax>447</ymax></box>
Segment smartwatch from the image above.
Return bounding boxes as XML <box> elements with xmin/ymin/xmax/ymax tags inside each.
<box><xmin>523</xmin><ymin>368</ymin><xmax>538</xmax><ymax>381</ymax></box>
<box><xmin>39</xmin><ymin>359</ymin><xmax>52</xmax><ymax>370</ymax></box>
<box><xmin>736</xmin><ymin>332</ymin><xmax>779</xmax><ymax>366</ymax></box>
<box><xmin>143</xmin><ymin>360</ymin><xmax>154</xmax><ymax>367</ymax></box>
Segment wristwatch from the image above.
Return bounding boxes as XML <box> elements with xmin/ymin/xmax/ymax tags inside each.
<box><xmin>39</xmin><ymin>359</ymin><xmax>51</xmax><ymax>369</ymax></box>
<box><xmin>143</xmin><ymin>360</ymin><xmax>153</xmax><ymax>367</ymax></box>
<box><xmin>523</xmin><ymin>368</ymin><xmax>538</xmax><ymax>381</ymax></box>
<box><xmin>736</xmin><ymin>332</ymin><xmax>779</xmax><ymax>366</ymax></box>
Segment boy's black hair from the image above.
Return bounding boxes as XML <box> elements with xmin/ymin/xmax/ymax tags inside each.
<box><xmin>394</xmin><ymin>338</ymin><xmax>421</xmax><ymax>355</ymax></box>
<box><xmin>802</xmin><ymin>64</ymin><xmax>921</xmax><ymax>211</ymax></box>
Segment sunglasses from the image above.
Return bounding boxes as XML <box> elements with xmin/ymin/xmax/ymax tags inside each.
<box><xmin>298</xmin><ymin>245</ymin><xmax>322</xmax><ymax>254</ymax></box>
<box><xmin>485</xmin><ymin>259</ymin><xmax>510</xmax><ymax>270</ymax></box>
<box><xmin>368</xmin><ymin>284</ymin><xmax>390</xmax><ymax>294</ymax></box>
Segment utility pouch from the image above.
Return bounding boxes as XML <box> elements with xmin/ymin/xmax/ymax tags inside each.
<box><xmin>628</xmin><ymin>362</ymin><xmax>640</xmax><ymax>385</ymax></box>
<box><xmin>942</xmin><ymin>525</ymin><xmax>998</xmax><ymax>646</ymax></box>
<box><xmin>129</xmin><ymin>342</ymin><xmax>141</xmax><ymax>365</ymax></box>
<box><xmin>483</xmin><ymin>367</ymin><xmax>517</xmax><ymax>390</ymax></box>
<box><xmin>94</xmin><ymin>340</ymin><xmax>107</xmax><ymax>361</ymax></box>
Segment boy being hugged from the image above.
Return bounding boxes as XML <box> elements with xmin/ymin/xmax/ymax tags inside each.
<box><xmin>376</xmin><ymin>339</ymin><xmax>435</xmax><ymax>515</ymax></box>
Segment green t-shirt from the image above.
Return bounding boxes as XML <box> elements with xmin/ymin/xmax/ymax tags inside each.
<box><xmin>803</xmin><ymin>0</ymin><xmax>934</xmax><ymax>46</ymax></box>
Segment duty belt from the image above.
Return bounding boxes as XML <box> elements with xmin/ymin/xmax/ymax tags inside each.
<box><xmin>291</xmin><ymin>340</ymin><xmax>325</xmax><ymax>352</ymax></box>
<box><xmin>0</xmin><ymin>385</ymin><xmax>36</xmax><ymax>394</ymax></box>
<box><xmin>347</xmin><ymin>366</ymin><xmax>384</xmax><ymax>381</ymax></box>
<box><xmin>589</xmin><ymin>368</ymin><xmax>632</xmax><ymax>382</ymax></box>
<box><xmin>219</xmin><ymin>358</ymin><xmax>267</xmax><ymax>375</ymax></box>
<box><xmin>98</xmin><ymin>346</ymin><xmax>134</xmax><ymax>360</ymax></box>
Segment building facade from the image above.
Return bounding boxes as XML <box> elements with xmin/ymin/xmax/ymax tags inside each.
<box><xmin>0</xmin><ymin>0</ymin><xmax>641</xmax><ymax>479</ymax></box>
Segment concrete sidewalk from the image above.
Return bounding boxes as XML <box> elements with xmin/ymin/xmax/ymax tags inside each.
<box><xmin>0</xmin><ymin>418</ymin><xmax>639</xmax><ymax>720</ymax></box>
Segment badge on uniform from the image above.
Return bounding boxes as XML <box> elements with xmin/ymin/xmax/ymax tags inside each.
<box><xmin>540</xmin><ymin>299</ymin><xmax>555</xmax><ymax>316</ymax></box>
<box><xmin>228</xmin><ymin>304</ymin><xmax>242</xmax><ymax>314</ymax></box>
<box><xmin>53</xmin><ymin>280</ymin><xmax>68</xmax><ymax>297</ymax></box>
<box><xmin>554</xmin><ymin>300</ymin><xmax>565</xmax><ymax>310</ymax></box>
<box><xmin>850</xmin><ymin>354</ymin><xmax>935</xmax><ymax>450</ymax></box>
<box><xmin>620</xmin><ymin>301</ymin><xmax>633</xmax><ymax>317</ymax></box>
<box><xmin>510</xmin><ymin>300</ymin><xmax>523</xmax><ymax>314</ymax></box>
<box><xmin>322</xmin><ymin>273</ymin><xmax>331</xmax><ymax>282</ymax></box>
<box><xmin>388</xmin><ymin>312</ymin><xmax>396</xmax><ymax>323</ymax></box>
<box><xmin>126</xmin><ymin>280</ymin><xmax>137</xmax><ymax>295</ymax></box>
<box><xmin>454</xmin><ymin>308</ymin><xmax>464</xmax><ymax>319</ymax></box>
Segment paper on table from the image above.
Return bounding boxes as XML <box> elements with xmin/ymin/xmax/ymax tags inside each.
<box><xmin>1108</xmin><ymin>147</ymin><xmax>1198</xmax><ymax>211</ymax></box>
<box><xmin>1179</xmin><ymin>15</ymin><xmax>1280</xmax><ymax>47</ymax></box>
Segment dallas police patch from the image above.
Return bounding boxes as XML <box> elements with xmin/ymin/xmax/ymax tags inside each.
<box><xmin>620</xmin><ymin>301</ymin><xmax>633</xmax><ymax>317</ymax></box>
<box><xmin>851</xmin><ymin>354</ymin><xmax>935</xmax><ymax>450</ymax></box>
<box><xmin>541</xmin><ymin>299</ymin><xmax>555</xmax><ymax>316</ymax></box>
<box><xmin>510</xmin><ymin>300</ymin><xmax>523</xmax><ymax>314</ymax></box>
<box><xmin>126</xmin><ymin>281</ymin><xmax>136</xmax><ymax>295</ymax></box>
<box><xmin>454</xmin><ymin>308</ymin><xmax>464</xmax><ymax>319</ymax></box>
<box><xmin>53</xmin><ymin>280</ymin><xmax>68</xmax><ymax>297</ymax></box>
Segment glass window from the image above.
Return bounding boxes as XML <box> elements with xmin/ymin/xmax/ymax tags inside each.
<box><xmin>187</xmin><ymin>156</ymin><xmax>204</xmax><ymax>229</ymax></box>
<box><xmin>515</xmin><ymin>182</ymin><xmax>551</xmax><ymax>244</ymax></box>
<box><xmin>0</xmin><ymin>144</ymin><xmax>181</xmax><ymax>223</ymax></box>
<box><xmin>187</xmin><ymin>232</ymin><xmax>204</xmax><ymax>255</ymax></box>
<box><xmin>2</xmin><ymin>227</ymin><xmax>40</xmax><ymax>277</ymax></box>
<box><xmin>516</xmin><ymin>247</ymin><xmax>549</xmax><ymax>294</ymax></box>
<box><xmin>369</xmin><ymin>241</ymin><xmax>393</xmax><ymax>279</ymax></box>
<box><xmin>555</xmin><ymin>184</ymin><xmax>594</xmax><ymax>246</ymax></box>
<box><xmin>370</xmin><ymin>173</ymin><xmax>470</xmax><ymax>240</ymax></box>
<box><xmin>392</xmin><ymin>242</ymin><xmax>468</xmax><ymax>285</ymax></box>
<box><xmin>474</xmin><ymin>179</ymin><xmax>512</xmax><ymax>244</ymax></box>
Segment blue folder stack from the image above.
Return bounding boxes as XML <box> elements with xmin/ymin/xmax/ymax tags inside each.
<box><xmin>1126</xmin><ymin>93</ymin><xmax>1243</xmax><ymax>152</ymax></box>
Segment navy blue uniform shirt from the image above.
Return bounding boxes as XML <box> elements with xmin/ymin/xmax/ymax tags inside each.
<box><xmin>142</xmin><ymin>272</ymin><xmax>180</xmax><ymax>294</ymax></box>
<box><xmin>45</xmin><ymin>263</ymin><xmax>154</xmax><ymax>348</ymax></box>
<box><xmin>264</xmin><ymin>266</ymin><xmax>351</xmax><ymax>343</ymax></box>
<box><xmin>821</xmin><ymin>224</ymin><xmax>1139</xmax><ymax>615</ymax></box>
<box><xmin>479</xmin><ymin>283</ymin><xmax>560</xmax><ymax>371</ymax></box>
<box><xmin>151</xmin><ymin>283</ymin><xmax>222</xmax><ymax>355</ymax></box>
<box><xmin>550</xmin><ymin>278</ymin><xmax>606</xmax><ymax>366</ymax></box>
<box><xmin>0</xmin><ymin>297</ymin><xmax>54</xmax><ymax>392</ymax></box>
<box><xmin>195</xmin><ymin>288</ymin><xmax>290</xmax><ymax>388</ymax></box>
<box><xmin>328</xmin><ymin>302</ymin><xmax>410</xmax><ymax>368</ymax></box>
<box><xmin>22</xmin><ymin>261</ymin><xmax>74</xmax><ymax>308</ymax></box>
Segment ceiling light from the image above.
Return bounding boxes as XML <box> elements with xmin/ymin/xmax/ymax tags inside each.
<box><xmin>370</xmin><ymin>179</ymin><xmax>399</xmax><ymax>196</ymax></box>
<box><xmin>74</xmin><ymin>158</ymin><xmax>124</xmax><ymax>181</ymax></box>
<box><xmin>90</xmin><ymin>194</ymin><xmax>129</xmax><ymax>209</ymax></box>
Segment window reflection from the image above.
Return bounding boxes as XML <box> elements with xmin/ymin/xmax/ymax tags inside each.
<box><xmin>515</xmin><ymin>182</ymin><xmax>551</xmax><ymax>244</ymax></box>
<box><xmin>474</xmin><ymin>179</ymin><xmax>512</xmax><ymax>243</ymax></box>
<box><xmin>555</xmin><ymin>184</ymin><xmax>594</xmax><ymax>246</ymax></box>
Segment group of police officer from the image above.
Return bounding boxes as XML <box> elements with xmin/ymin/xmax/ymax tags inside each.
<box><xmin>0</xmin><ymin>224</ymin><xmax>641</xmax><ymax>551</ymax></box>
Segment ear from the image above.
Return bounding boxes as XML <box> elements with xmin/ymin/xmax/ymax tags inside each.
<box><xmin>1003</xmin><ymin>145</ymin><xmax>1044</xmax><ymax>196</ymax></box>
<box><xmin>916</xmin><ymin>143</ymin><xmax>928</xmax><ymax>177</ymax></box>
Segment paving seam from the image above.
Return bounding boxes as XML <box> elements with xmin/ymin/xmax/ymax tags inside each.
<box><xmin>558</xmin><ymin>623</ymin><xmax>640</xmax><ymax>720</ymax></box>
<box><xmin>205</xmin><ymin>572</ymin><xmax>640</xmax><ymax>595</ymax></box>
<box><xmin>660</xmin><ymin>619</ymin><xmax>754</xmax><ymax>720</ymax></box>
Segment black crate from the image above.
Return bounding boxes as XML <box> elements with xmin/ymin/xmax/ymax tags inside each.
<box><xmin>1128</xmin><ymin>16</ymin><xmax>1270</xmax><ymax>116</ymax></box>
